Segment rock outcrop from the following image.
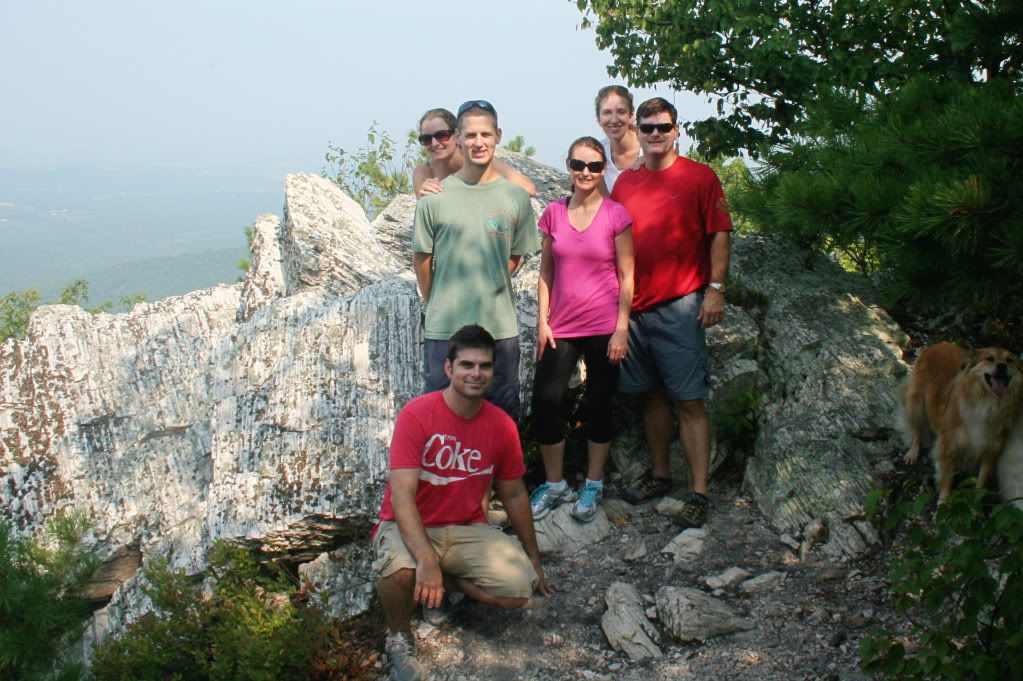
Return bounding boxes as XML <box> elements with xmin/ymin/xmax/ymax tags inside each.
<box><xmin>0</xmin><ymin>154</ymin><xmax>908</xmax><ymax>652</ymax></box>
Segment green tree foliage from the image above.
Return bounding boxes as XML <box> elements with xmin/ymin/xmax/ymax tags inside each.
<box><xmin>91</xmin><ymin>542</ymin><xmax>334</xmax><ymax>681</ymax></box>
<box><xmin>0</xmin><ymin>280</ymin><xmax>147</xmax><ymax>342</ymax></box>
<box><xmin>236</xmin><ymin>225</ymin><xmax>254</xmax><ymax>279</ymax></box>
<box><xmin>504</xmin><ymin>135</ymin><xmax>536</xmax><ymax>157</ymax></box>
<box><xmin>323</xmin><ymin>123</ymin><xmax>421</xmax><ymax>219</ymax></box>
<box><xmin>861</xmin><ymin>488</ymin><xmax>1023</xmax><ymax>680</ymax></box>
<box><xmin>577</xmin><ymin>0</ymin><xmax>1023</xmax><ymax>157</ymax></box>
<box><xmin>732</xmin><ymin>78</ymin><xmax>1023</xmax><ymax>321</ymax></box>
<box><xmin>687</xmin><ymin>153</ymin><xmax>755</xmax><ymax>233</ymax></box>
<box><xmin>0</xmin><ymin>513</ymin><xmax>98</xmax><ymax>681</ymax></box>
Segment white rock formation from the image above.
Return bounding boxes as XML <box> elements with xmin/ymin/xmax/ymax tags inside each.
<box><xmin>601</xmin><ymin>581</ymin><xmax>662</xmax><ymax>661</ymax></box>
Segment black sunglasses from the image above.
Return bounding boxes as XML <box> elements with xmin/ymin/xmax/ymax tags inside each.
<box><xmin>457</xmin><ymin>99</ymin><xmax>497</xmax><ymax>117</ymax></box>
<box><xmin>418</xmin><ymin>129</ymin><xmax>455</xmax><ymax>146</ymax></box>
<box><xmin>568</xmin><ymin>159</ymin><xmax>606</xmax><ymax>173</ymax></box>
<box><xmin>638</xmin><ymin>123</ymin><xmax>675</xmax><ymax>134</ymax></box>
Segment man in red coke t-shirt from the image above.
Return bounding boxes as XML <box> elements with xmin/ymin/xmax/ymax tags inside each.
<box><xmin>372</xmin><ymin>324</ymin><xmax>551</xmax><ymax>681</ymax></box>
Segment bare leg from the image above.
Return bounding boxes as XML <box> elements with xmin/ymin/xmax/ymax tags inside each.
<box><xmin>677</xmin><ymin>399</ymin><xmax>710</xmax><ymax>495</ymax></box>
<box><xmin>540</xmin><ymin>440</ymin><xmax>566</xmax><ymax>483</ymax></box>
<box><xmin>378</xmin><ymin>568</ymin><xmax>417</xmax><ymax>635</ymax></box>
<box><xmin>586</xmin><ymin>440</ymin><xmax>610</xmax><ymax>482</ymax></box>
<box><xmin>643</xmin><ymin>389</ymin><xmax>674</xmax><ymax>479</ymax></box>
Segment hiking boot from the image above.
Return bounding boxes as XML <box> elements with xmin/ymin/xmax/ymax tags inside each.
<box><xmin>570</xmin><ymin>482</ymin><xmax>604</xmax><ymax>523</ymax></box>
<box><xmin>422</xmin><ymin>590</ymin><xmax>465</xmax><ymax>626</ymax></box>
<box><xmin>675</xmin><ymin>492</ymin><xmax>709</xmax><ymax>529</ymax></box>
<box><xmin>621</xmin><ymin>469</ymin><xmax>672</xmax><ymax>505</ymax></box>
<box><xmin>384</xmin><ymin>631</ymin><xmax>426</xmax><ymax>681</ymax></box>
<box><xmin>530</xmin><ymin>482</ymin><xmax>576</xmax><ymax>520</ymax></box>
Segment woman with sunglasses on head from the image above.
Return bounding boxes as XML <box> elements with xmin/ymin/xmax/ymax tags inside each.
<box><xmin>595</xmin><ymin>85</ymin><xmax>642</xmax><ymax>193</ymax></box>
<box><xmin>529</xmin><ymin>136</ymin><xmax>634</xmax><ymax>523</ymax></box>
<box><xmin>412</xmin><ymin>108</ymin><xmax>537</xmax><ymax>197</ymax></box>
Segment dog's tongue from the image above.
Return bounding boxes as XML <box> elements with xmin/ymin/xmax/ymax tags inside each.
<box><xmin>992</xmin><ymin>376</ymin><xmax>1008</xmax><ymax>398</ymax></box>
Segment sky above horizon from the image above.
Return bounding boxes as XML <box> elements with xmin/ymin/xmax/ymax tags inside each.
<box><xmin>1</xmin><ymin>0</ymin><xmax>713</xmax><ymax>172</ymax></box>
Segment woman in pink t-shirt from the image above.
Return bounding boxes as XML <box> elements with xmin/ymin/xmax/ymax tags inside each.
<box><xmin>529</xmin><ymin>136</ymin><xmax>635</xmax><ymax>523</ymax></box>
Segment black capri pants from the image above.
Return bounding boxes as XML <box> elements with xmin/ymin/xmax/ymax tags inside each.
<box><xmin>531</xmin><ymin>334</ymin><xmax>619</xmax><ymax>445</ymax></box>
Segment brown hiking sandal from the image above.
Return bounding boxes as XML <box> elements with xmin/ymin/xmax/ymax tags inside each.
<box><xmin>621</xmin><ymin>469</ymin><xmax>673</xmax><ymax>505</ymax></box>
<box><xmin>676</xmin><ymin>492</ymin><xmax>709</xmax><ymax>529</ymax></box>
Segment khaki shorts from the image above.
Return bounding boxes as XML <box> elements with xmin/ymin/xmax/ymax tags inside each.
<box><xmin>372</xmin><ymin>522</ymin><xmax>538</xmax><ymax>599</ymax></box>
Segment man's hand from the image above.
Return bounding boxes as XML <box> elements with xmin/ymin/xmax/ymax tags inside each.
<box><xmin>413</xmin><ymin>555</ymin><xmax>445</xmax><ymax>608</ymax></box>
<box><xmin>697</xmin><ymin>287</ymin><xmax>725</xmax><ymax>328</ymax></box>
<box><xmin>417</xmin><ymin>178</ymin><xmax>444</xmax><ymax>196</ymax></box>
<box><xmin>533</xmin><ymin>560</ymin><xmax>554</xmax><ymax>597</ymax></box>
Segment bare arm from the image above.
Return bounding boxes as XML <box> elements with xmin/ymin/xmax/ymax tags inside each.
<box><xmin>494</xmin><ymin>158</ymin><xmax>537</xmax><ymax>197</ymax></box>
<box><xmin>608</xmin><ymin>228</ymin><xmax>634</xmax><ymax>363</ymax></box>
<box><xmin>508</xmin><ymin>254</ymin><xmax>523</xmax><ymax>275</ymax></box>
<box><xmin>389</xmin><ymin>468</ymin><xmax>445</xmax><ymax>608</ymax></box>
<box><xmin>494</xmin><ymin>477</ymin><xmax>553</xmax><ymax>597</ymax></box>
<box><xmin>413</xmin><ymin>163</ymin><xmax>443</xmax><ymax>197</ymax></box>
<box><xmin>413</xmin><ymin>252</ymin><xmax>433</xmax><ymax>303</ymax></box>
<box><xmin>698</xmin><ymin>231</ymin><xmax>731</xmax><ymax>328</ymax></box>
<box><xmin>536</xmin><ymin>235</ymin><xmax>556</xmax><ymax>360</ymax></box>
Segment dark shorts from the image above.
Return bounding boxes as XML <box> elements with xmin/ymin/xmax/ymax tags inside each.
<box><xmin>619</xmin><ymin>292</ymin><xmax>709</xmax><ymax>401</ymax></box>
<box><xmin>423</xmin><ymin>336</ymin><xmax>521</xmax><ymax>421</ymax></box>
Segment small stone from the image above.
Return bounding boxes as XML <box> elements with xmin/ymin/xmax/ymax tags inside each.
<box><xmin>739</xmin><ymin>571</ymin><xmax>786</xmax><ymax>594</ymax></box>
<box><xmin>655</xmin><ymin>497</ymin><xmax>687</xmax><ymax>516</ymax></box>
<box><xmin>543</xmin><ymin>632</ymin><xmax>565</xmax><ymax>646</ymax></box>
<box><xmin>705</xmin><ymin>566</ymin><xmax>752</xmax><ymax>590</ymax></box>
<box><xmin>645</xmin><ymin>606</ymin><xmax>657</xmax><ymax>620</ymax></box>
<box><xmin>829</xmin><ymin>630</ymin><xmax>847</xmax><ymax>647</ymax></box>
<box><xmin>624</xmin><ymin>541</ymin><xmax>648</xmax><ymax>562</ymax></box>
<box><xmin>608</xmin><ymin>663</ymin><xmax>623</xmax><ymax>671</ymax></box>
<box><xmin>779</xmin><ymin>533</ymin><xmax>801</xmax><ymax>550</ymax></box>
<box><xmin>661</xmin><ymin>528</ymin><xmax>707</xmax><ymax>563</ymax></box>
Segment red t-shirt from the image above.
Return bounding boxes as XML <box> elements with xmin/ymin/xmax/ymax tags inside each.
<box><xmin>376</xmin><ymin>391</ymin><xmax>525</xmax><ymax>530</ymax></box>
<box><xmin>611</xmin><ymin>156</ymin><xmax>733</xmax><ymax>311</ymax></box>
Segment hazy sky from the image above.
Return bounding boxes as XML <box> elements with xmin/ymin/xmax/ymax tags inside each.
<box><xmin>1</xmin><ymin>0</ymin><xmax>712</xmax><ymax>171</ymax></box>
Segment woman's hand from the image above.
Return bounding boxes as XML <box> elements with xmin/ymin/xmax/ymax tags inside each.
<box><xmin>607</xmin><ymin>328</ymin><xmax>628</xmax><ymax>364</ymax></box>
<box><xmin>417</xmin><ymin>178</ymin><xmax>444</xmax><ymax>196</ymax></box>
<box><xmin>536</xmin><ymin>322</ymin><xmax>556</xmax><ymax>361</ymax></box>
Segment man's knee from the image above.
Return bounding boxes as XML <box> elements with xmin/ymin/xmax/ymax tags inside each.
<box><xmin>676</xmin><ymin>398</ymin><xmax>706</xmax><ymax>420</ymax></box>
<box><xmin>379</xmin><ymin>567</ymin><xmax>416</xmax><ymax>589</ymax></box>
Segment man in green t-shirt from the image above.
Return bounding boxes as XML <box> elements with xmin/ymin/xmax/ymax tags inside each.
<box><xmin>412</xmin><ymin>100</ymin><xmax>539</xmax><ymax>420</ymax></box>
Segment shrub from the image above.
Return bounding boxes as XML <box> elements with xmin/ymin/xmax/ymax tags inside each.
<box><xmin>323</xmin><ymin>124</ymin><xmax>421</xmax><ymax>219</ymax></box>
<box><xmin>0</xmin><ymin>513</ymin><xmax>97</xmax><ymax>681</ymax></box>
<box><xmin>91</xmin><ymin>542</ymin><xmax>329</xmax><ymax>681</ymax></box>
<box><xmin>861</xmin><ymin>487</ymin><xmax>1023</xmax><ymax>680</ymax></box>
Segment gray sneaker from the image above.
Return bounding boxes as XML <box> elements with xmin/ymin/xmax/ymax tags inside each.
<box><xmin>570</xmin><ymin>482</ymin><xmax>604</xmax><ymax>523</ymax></box>
<box><xmin>385</xmin><ymin>631</ymin><xmax>426</xmax><ymax>681</ymax></box>
<box><xmin>530</xmin><ymin>482</ymin><xmax>576</xmax><ymax>520</ymax></box>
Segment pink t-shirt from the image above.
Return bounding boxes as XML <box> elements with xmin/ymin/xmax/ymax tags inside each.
<box><xmin>538</xmin><ymin>197</ymin><xmax>632</xmax><ymax>338</ymax></box>
<box><xmin>376</xmin><ymin>391</ymin><xmax>524</xmax><ymax>530</ymax></box>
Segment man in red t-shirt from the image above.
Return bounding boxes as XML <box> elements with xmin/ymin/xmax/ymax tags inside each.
<box><xmin>610</xmin><ymin>97</ymin><xmax>734</xmax><ymax>529</ymax></box>
<box><xmin>373</xmin><ymin>324</ymin><xmax>552</xmax><ymax>681</ymax></box>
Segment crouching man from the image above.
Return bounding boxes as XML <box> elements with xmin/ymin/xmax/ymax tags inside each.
<box><xmin>373</xmin><ymin>324</ymin><xmax>553</xmax><ymax>681</ymax></box>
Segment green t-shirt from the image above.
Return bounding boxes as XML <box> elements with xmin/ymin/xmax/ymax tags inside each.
<box><xmin>413</xmin><ymin>176</ymin><xmax>539</xmax><ymax>340</ymax></box>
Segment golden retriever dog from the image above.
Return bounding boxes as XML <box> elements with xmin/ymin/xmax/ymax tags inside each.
<box><xmin>902</xmin><ymin>342</ymin><xmax>1023</xmax><ymax>502</ymax></box>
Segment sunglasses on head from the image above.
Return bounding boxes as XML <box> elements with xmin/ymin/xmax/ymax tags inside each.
<box><xmin>568</xmin><ymin>159</ymin><xmax>606</xmax><ymax>173</ymax></box>
<box><xmin>418</xmin><ymin>129</ymin><xmax>455</xmax><ymax>146</ymax></box>
<box><xmin>638</xmin><ymin>123</ymin><xmax>675</xmax><ymax>134</ymax></box>
<box><xmin>457</xmin><ymin>99</ymin><xmax>497</xmax><ymax>117</ymax></box>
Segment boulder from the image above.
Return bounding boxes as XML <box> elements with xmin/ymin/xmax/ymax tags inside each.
<box><xmin>534</xmin><ymin>503</ymin><xmax>612</xmax><ymax>554</ymax></box>
<box><xmin>656</xmin><ymin>586</ymin><xmax>754</xmax><ymax>642</ymax></box>
<box><xmin>601</xmin><ymin>582</ymin><xmax>662</xmax><ymax>661</ymax></box>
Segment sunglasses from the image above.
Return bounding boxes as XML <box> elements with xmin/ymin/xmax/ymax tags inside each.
<box><xmin>457</xmin><ymin>99</ymin><xmax>497</xmax><ymax>117</ymax></box>
<box><xmin>418</xmin><ymin>129</ymin><xmax>455</xmax><ymax>146</ymax></box>
<box><xmin>568</xmin><ymin>159</ymin><xmax>606</xmax><ymax>173</ymax></box>
<box><xmin>638</xmin><ymin>123</ymin><xmax>675</xmax><ymax>134</ymax></box>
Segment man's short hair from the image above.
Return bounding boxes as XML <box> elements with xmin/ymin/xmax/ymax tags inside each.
<box><xmin>636</xmin><ymin>97</ymin><xmax>678</xmax><ymax>126</ymax></box>
<box><xmin>446</xmin><ymin>324</ymin><xmax>497</xmax><ymax>363</ymax></box>
<box><xmin>456</xmin><ymin>99</ymin><xmax>499</xmax><ymax>129</ymax></box>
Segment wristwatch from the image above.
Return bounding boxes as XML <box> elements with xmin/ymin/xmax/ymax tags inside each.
<box><xmin>708</xmin><ymin>282</ymin><xmax>724</xmax><ymax>292</ymax></box>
